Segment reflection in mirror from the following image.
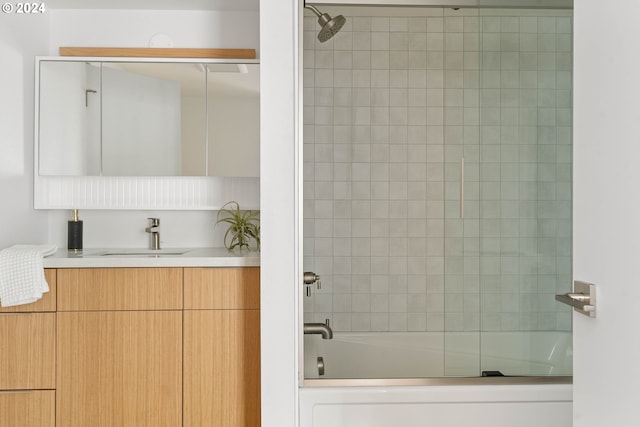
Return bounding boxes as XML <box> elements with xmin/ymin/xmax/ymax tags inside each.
<box><xmin>37</xmin><ymin>60</ymin><xmax>259</xmax><ymax>177</ymax></box>
<box><xmin>206</xmin><ymin>63</ymin><xmax>260</xmax><ymax>177</ymax></box>
<box><xmin>101</xmin><ymin>62</ymin><xmax>204</xmax><ymax>176</ymax></box>
<box><xmin>38</xmin><ymin>61</ymin><xmax>101</xmax><ymax>175</ymax></box>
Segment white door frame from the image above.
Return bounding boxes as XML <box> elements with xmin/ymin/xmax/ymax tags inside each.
<box><xmin>260</xmin><ymin>0</ymin><xmax>302</xmax><ymax>426</ymax></box>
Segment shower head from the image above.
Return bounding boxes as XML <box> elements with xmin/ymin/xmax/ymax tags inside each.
<box><xmin>305</xmin><ymin>4</ymin><xmax>346</xmax><ymax>43</ymax></box>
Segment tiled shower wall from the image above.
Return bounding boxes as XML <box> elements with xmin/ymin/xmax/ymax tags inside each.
<box><xmin>303</xmin><ymin>8</ymin><xmax>572</xmax><ymax>333</ymax></box>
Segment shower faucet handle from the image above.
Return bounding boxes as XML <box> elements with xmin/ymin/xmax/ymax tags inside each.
<box><xmin>303</xmin><ymin>271</ymin><xmax>320</xmax><ymax>284</ymax></box>
<box><xmin>303</xmin><ymin>271</ymin><xmax>321</xmax><ymax>288</ymax></box>
<box><xmin>303</xmin><ymin>271</ymin><xmax>321</xmax><ymax>296</ymax></box>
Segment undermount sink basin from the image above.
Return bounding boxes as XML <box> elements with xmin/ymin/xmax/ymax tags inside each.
<box><xmin>97</xmin><ymin>249</ymin><xmax>190</xmax><ymax>257</ymax></box>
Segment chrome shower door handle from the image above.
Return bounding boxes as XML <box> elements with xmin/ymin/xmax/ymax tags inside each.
<box><xmin>555</xmin><ymin>280</ymin><xmax>596</xmax><ymax>318</ymax></box>
<box><xmin>459</xmin><ymin>157</ymin><xmax>464</xmax><ymax>219</ymax></box>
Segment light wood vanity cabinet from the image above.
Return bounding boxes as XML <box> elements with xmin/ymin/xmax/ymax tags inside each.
<box><xmin>51</xmin><ymin>266</ymin><xmax>260</xmax><ymax>427</ymax></box>
<box><xmin>184</xmin><ymin>267</ymin><xmax>261</xmax><ymax>427</ymax></box>
<box><xmin>0</xmin><ymin>269</ymin><xmax>56</xmax><ymax>427</ymax></box>
<box><xmin>56</xmin><ymin>268</ymin><xmax>183</xmax><ymax>427</ymax></box>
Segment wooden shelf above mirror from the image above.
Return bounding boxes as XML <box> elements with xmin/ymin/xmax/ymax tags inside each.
<box><xmin>59</xmin><ymin>47</ymin><xmax>256</xmax><ymax>59</ymax></box>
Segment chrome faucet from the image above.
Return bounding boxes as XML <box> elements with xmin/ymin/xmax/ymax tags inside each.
<box><xmin>145</xmin><ymin>218</ymin><xmax>160</xmax><ymax>250</ymax></box>
<box><xmin>304</xmin><ymin>320</ymin><xmax>333</xmax><ymax>339</ymax></box>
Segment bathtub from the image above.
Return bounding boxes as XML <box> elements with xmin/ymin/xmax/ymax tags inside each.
<box><xmin>300</xmin><ymin>331</ymin><xmax>572</xmax><ymax>427</ymax></box>
<box><xmin>304</xmin><ymin>331</ymin><xmax>572</xmax><ymax>378</ymax></box>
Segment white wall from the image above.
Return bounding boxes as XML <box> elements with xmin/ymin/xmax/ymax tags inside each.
<box><xmin>46</xmin><ymin>209</ymin><xmax>229</xmax><ymax>249</ymax></box>
<box><xmin>0</xmin><ymin>13</ymin><xmax>50</xmax><ymax>248</ymax></box>
<box><xmin>4</xmin><ymin>7</ymin><xmax>260</xmax><ymax>250</ymax></box>
<box><xmin>48</xmin><ymin>9</ymin><xmax>259</xmax><ymax>55</ymax></box>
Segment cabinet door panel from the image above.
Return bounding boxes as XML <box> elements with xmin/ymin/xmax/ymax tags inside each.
<box><xmin>0</xmin><ymin>390</ymin><xmax>55</xmax><ymax>427</ymax></box>
<box><xmin>0</xmin><ymin>313</ymin><xmax>55</xmax><ymax>389</ymax></box>
<box><xmin>184</xmin><ymin>310</ymin><xmax>261</xmax><ymax>427</ymax></box>
<box><xmin>57</xmin><ymin>268</ymin><xmax>182</xmax><ymax>310</ymax></box>
<box><xmin>184</xmin><ymin>267</ymin><xmax>260</xmax><ymax>309</ymax></box>
<box><xmin>57</xmin><ymin>311</ymin><xmax>182</xmax><ymax>427</ymax></box>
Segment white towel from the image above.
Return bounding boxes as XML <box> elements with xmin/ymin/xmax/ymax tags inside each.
<box><xmin>10</xmin><ymin>244</ymin><xmax>58</xmax><ymax>257</ymax></box>
<box><xmin>0</xmin><ymin>245</ymin><xmax>57</xmax><ymax>307</ymax></box>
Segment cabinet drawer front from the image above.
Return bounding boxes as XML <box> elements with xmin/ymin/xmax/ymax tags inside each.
<box><xmin>184</xmin><ymin>267</ymin><xmax>260</xmax><ymax>309</ymax></box>
<box><xmin>57</xmin><ymin>268</ymin><xmax>182</xmax><ymax>311</ymax></box>
<box><xmin>0</xmin><ymin>390</ymin><xmax>55</xmax><ymax>427</ymax></box>
<box><xmin>0</xmin><ymin>269</ymin><xmax>56</xmax><ymax>313</ymax></box>
<box><xmin>0</xmin><ymin>313</ymin><xmax>55</xmax><ymax>389</ymax></box>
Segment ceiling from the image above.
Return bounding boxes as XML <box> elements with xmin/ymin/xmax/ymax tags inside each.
<box><xmin>45</xmin><ymin>0</ymin><xmax>259</xmax><ymax>11</ymax></box>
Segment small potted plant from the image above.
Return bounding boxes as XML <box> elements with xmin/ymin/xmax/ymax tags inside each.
<box><xmin>215</xmin><ymin>201</ymin><xmax>260</xmax><ymax>251</ymax></box>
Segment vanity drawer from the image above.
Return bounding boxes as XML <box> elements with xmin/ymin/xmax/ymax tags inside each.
<box><xmin>57</xmin><ymin>268</ymin><xmax>182</xmax><ymax>311</ymax></box>
<box><xmin>0</xmin><ymin>390</ymin><xmax>55</xmax><ymax>427</ymax></box>
<box><xmin>0</xmin><ymin>313</ymin><xmax>55</xmax><ymax>389</ymax></box>
<box><xmin>184</xmin><ymin>267</ymin><xmax>260</xmax><ymax>310</ymax></box>
<box><xmin>0</xmin><ymin>269</ymin><xmax>56</xmax><ymax>313</ymax></box>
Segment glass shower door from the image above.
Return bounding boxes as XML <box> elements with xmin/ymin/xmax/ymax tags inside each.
<box><xmin>476</xmin><ymin>7</ymin><xmax>573</xmax><ymax>377</ymax></box>
<box><xmin>302</xmin><ymin>6</ymin><xmax>484</xmax><ymax>380</ymax></box>
<box><xmin>301</xmin><ymin>3</ymin><xmax>573</xmax><ymax>381</ymax></box>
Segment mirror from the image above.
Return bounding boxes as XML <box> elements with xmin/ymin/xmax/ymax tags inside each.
<box><xmin>37</xmin><ymin>59</ymin><xmax>260</xmax><ymax>177</ymax></box>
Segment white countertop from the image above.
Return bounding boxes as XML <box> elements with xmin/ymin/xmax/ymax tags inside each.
<box><xmin>43</xmin><ymin>248</ymin><xmax>260</xmax><ymax>268</ymax></box>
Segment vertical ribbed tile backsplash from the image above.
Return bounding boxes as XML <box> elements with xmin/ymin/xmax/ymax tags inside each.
<box><xmin>34</xmin><ymin>176</ymin><xmax>259</xmax><ymax>210</ymax></box>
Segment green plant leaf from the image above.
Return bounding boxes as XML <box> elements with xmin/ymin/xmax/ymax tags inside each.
<box><xmin>215</xmin><ymin>201</ymin><xmax>260</xmax><ymax>251</ymax></box>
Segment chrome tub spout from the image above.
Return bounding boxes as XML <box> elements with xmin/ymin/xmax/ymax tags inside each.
<box><xmin>304</xmin><ymin>322</ymin><xmax>333</xmax><ymax>339</ymax></box>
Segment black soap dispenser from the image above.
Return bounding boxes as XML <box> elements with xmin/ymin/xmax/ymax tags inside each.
<box><xmin>67</xmin><ymin>209</ymin><xmax>83</xmax><ymax>251</ymax></box>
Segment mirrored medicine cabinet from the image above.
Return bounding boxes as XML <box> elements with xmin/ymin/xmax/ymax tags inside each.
<box><xmin>34</xmin><ymin>56</ymin><xmax>260</xmax><ymax>210</ymax></box>
<box><xmin>36</xmin><ymin>57</ymin><xmax>259</xmax><ymax>178</ymax></box>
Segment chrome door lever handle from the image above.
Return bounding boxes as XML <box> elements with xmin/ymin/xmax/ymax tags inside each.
<box><xmin>555</xmin><ymin>293</ymin><xmax>594</xmax><ymax>311</ymax></box>
<box><xmin>555</xmin><ymin>281</ymin><xmax>596</xmax><ymax>318</ymax></box>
